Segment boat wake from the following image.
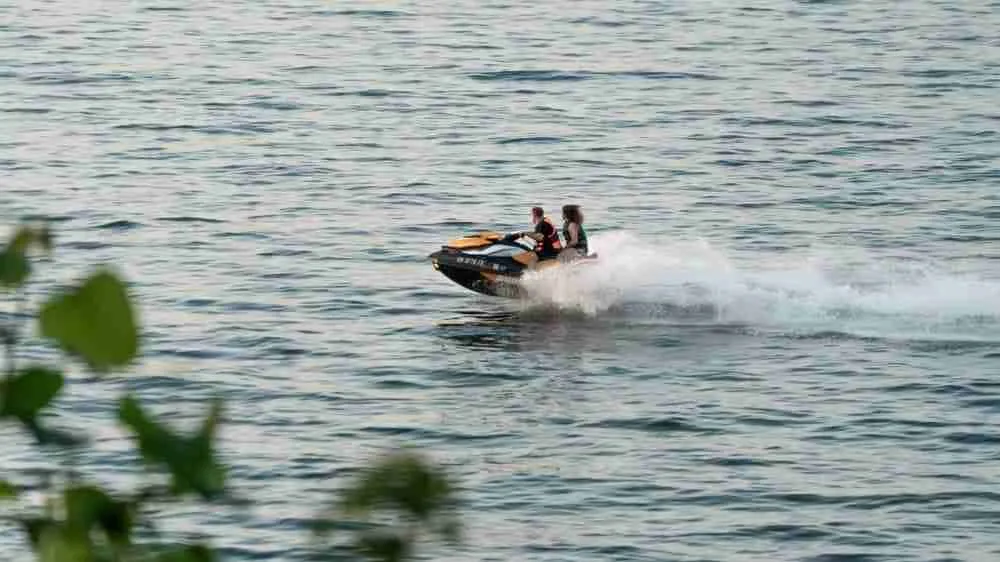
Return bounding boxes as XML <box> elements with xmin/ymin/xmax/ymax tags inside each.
<box><xmin>516</xmin><ymin>231</ymin><xmax>1000</xmax><ymax>342</ymax></box>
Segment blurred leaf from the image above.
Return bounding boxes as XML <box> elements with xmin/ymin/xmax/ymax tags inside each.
<box><xmin>0</xmin><ymin>479</ymin><xmax>16</xmax><ymax>500</ymax></box>
<box><xmin>132</xmin><ymin>544</ymin><xmax>216</xmax><ymax>562</ymax></box>
<box><xmin>0</xmin><ymin>367</ymin><xmax>64</xmax><ymax>422</ymax></box>
<box><xmin>39</xmin><ymin>269</ymin><xmax>139</xmax><ymax>374</ymax></box>
<box><xmin>0</xmin><ymin>249</ymin><xmax>30</xmax><ymax>288</ymax></box>
<box><xmin>191</xmin><ymin>396</ymin><xmax>223</xmax><ymax>455</ymax></box>
<box><xmin>357</xmin><ymin>531</ymin><xmax>409</xmax><ymax>562</ymax></box>
<box><xmin>148</xmin><ymin>544</ymin><xmax>216</xmax><ymax>562</ymax></box>
<box><xmin>21</xmin><ymin>489</ymin><xmax>132</xmax><ymax>560</ymax></box>
<box><xmin>329</xmin><ymin>451</ymin><xmax>461</xmax><ymax>561</ymax></box>
<box><xmin>119</xmin><ymin>394</ymin><xmax>176</xmax><ymax>458</ymax></box>
<box><xmin>64</xmin><ymin>485</ymin><xmax>133</xmax><ymax>546</ymax></box>
<box><xmin>118</xmin><ymin>395</ymin><xmax>226</xmax><ymax>500</ymax></box>
<box><xmin>0</xmin><ymin>225</ymin><xmax>51</xmax><ymax>289</ymax></box>
<box><xmin>22</xmin><ymin>517</ymin><xmax>54</xmax><ymax>549</ymax></box>
<box><xmin>9</xmin><ymin>225</ymin><xmax>44</xmax><ymax>254</ymax></box>
<box><xmin>0</xmin><ymin>367</ymin><xmax>80</xmax><ymax>447</ymax></box>
<box><xmin>38</xmin><ymin>225</ymin><xmax>54</xmax><ymax>254</ymax></box>
<box><xmin>36</xmin><ymin>524</ymin><xmax>93</xmax><ymax>562</ymax></box>
<box><xmin>342</xmin><ymin>451</ymin><xmax>455</xmax><ymax>522</ymax></box>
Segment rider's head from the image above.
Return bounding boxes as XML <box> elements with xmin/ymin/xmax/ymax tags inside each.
<box><xmin>531</xmin><ymin>206</ymin><xmax>544</xmax><ymax>224</ymax></box>
<box><xmin>562</xmin><ymin>204</ymin><xmax>583</xmax><ymax>225</ymax></box>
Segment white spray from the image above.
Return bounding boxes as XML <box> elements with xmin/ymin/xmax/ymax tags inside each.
<box><xmin>516</xmin><ymin>231</ymin><xmax>1000</xmax><ymax>342</ymax></box>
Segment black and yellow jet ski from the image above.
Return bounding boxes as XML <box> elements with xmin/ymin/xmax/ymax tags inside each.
<box><xmin>429</xmin><ymin>231</ymin><xmax>595</xmax><ymax>297</ymax></box>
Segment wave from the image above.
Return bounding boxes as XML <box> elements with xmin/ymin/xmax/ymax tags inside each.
<box><xmin>516</xmin><ymin>231</ymin><xmax>1000</xmax><ymax>341</ymax></box>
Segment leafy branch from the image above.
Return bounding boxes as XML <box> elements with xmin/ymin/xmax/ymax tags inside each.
<box><xmin>0</xmin><ymin>222</ymin><xmax>461</xmax><ymax>562</ymax></box>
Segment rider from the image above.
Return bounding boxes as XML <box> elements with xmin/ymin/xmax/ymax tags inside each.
<box><xmin>517</xmin><ymin>206</ymin><xmax>562</xmax><ymax>260</ymax></box>
<box><xmin>560</xmin><ymin>204</ymin><xmax>588</xmax><ymax>261</ymax></box>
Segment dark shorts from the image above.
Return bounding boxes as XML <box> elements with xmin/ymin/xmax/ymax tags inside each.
<box><xmin>537</xmin><ymin>249</ymin><xmax>559</xmax><ymax>261</ymax></box>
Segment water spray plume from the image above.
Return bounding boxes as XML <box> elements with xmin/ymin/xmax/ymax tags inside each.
<box><xmin>517</xmin><ymin>231</ymin><xmax>1000</xmax><ymax>342</ymax></box>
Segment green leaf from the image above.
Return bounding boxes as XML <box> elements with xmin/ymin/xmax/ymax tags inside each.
<box><xmin>22</xmin><ymin>517</ymin><xmax>55</xmax><ymax>549</ymax></box>
<box><xmin>0</xmin><ymin>367</ymin><xmax>81</xmax><ymax>447</ymax></box>
<box><xmin>0</xmin><ymin>249</ymin><xmax>30</xmax><ymax>288</ymax></box>
<box><xmin>39</xmin><ymin>269</ymin><xmax>139</xmax><ymax>373</ymax></box>
<box><xmin>38</xmin><ymin>225</ymin><xmax>54</xmax><ymax>254</ymax></box>
<box><xmin>0</xmin><ymin>225</ymin><xmax>51</xmax><ymax>289</ymax></box>
<box><xmin>189</xmin><ymin>397</ymin><xmax>227</xmax><ymax>497</ymax></box>
<box><xmin>64</xmin><ymin>485</ymin><xmax>133</xmax><ymax>546</ymax></box>
<box><xmin>343</xmin><ymin>451</ymin><xmax>456</xmax><ymax>522</ymax></box>
<box><xmin>0</xmin><ymin>367</ymin><xmax>64</xmax><ymax>422</ymax></box>
<box><xmin>357</xmin><ymin>531</ymin><xmax>409</xmax><ymax>562</ymax></box>
<box><xmin>118</xmin><ymin>395</ymin><xmax>226</xmax><ymax>500</ymax></box>
<box><xmin>0</xmin><ymin>479</ymin><xmax>16</xmax><ymax>500</ymax></box>
<box><xmin>333</xmin><ymin>450</ymin><xmax>461</xmax><ymax>558</ymax></box>
<box><xmin>36</xmin><ymin>525</ymin><xmax>93</xmax><ymax>562</ymax></box>
<box><xmin>21</xmin><ymin>518</ymin><xmax>93</xmax><ymax>561</ymax></box>
<box><xmin>9</xmin><ymin>226</ymin><xmax>41</xmax><ymax>254</ymax></box>
<box><xmin>118</xmin><ymin>393</ymin><xmax>184</xmax><ymax>465</ymax></box>
<box><xmin>150</xmin><ymin>544</ymin><xmax>216</xmax><ymax>562</ymax></box>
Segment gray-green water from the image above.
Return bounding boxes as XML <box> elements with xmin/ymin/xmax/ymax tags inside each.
<box><xmin>2</xmin><ymin>1</ymin><xmax>999</xmax><ymax>560</ymax></box>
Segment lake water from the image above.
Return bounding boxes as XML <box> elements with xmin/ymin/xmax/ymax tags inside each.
<box><xmin>2</xmin><ymin>1</ymin><xmax>999</xmax><ymax>560</ymax></box>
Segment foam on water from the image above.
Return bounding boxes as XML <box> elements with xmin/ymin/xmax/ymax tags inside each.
<box><xmin>518</xmin><ymin>231</ymin><xmax>1000</xmax><ymax>341</ymax></box>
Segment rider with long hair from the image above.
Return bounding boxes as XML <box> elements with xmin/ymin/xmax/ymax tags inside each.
<box><xmin>560</xmin><ymin>204</ymin><xmax>588</xmax><ymax>261</ymax></box>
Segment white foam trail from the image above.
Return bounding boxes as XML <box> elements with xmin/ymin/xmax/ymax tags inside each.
<box><xmin>516</xmin><ymin>231</ymin><xmax>1000</xmax><ymax>340</ymax></box>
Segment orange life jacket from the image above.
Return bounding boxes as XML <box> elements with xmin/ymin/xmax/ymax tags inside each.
<box><xmin>536</xmin><ymin>216</ymin><xmax>563</xmax><ymax>253</ymax></box>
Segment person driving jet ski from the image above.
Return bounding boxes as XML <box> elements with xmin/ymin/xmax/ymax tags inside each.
<box><xmin>513</xmin><ymin>206</ymin><xmax>563</xmax><ymax>260</ymax></box>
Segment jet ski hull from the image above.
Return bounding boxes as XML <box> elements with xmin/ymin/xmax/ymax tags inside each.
<box><xmin>429</xmin><ymin>248</ymin><xmax>525</xmax><ymax>297</ymax></box>
<box><xmin>429</xmin><ymin>231</ymin><xmax>595</xmax><ymax>298</ymax></box>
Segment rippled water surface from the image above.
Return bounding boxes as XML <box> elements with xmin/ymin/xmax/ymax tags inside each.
<box><xmin>3</xmin><ymin>1</ymin><xmax>1000</xmax><ymax>560</ymax></box>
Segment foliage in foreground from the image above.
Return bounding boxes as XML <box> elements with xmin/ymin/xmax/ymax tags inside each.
<box><xmin>0</xmin><ymin>223</ymin><xmax>460</xmax><ymax>562</ymax></box>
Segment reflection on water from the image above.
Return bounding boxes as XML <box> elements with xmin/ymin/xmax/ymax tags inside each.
<box><xmin>431</xmin><ymin>303</ymin><xmax>754</xmax><ymax>355</ymax></box>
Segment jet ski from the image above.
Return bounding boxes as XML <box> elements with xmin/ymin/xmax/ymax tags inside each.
<box><xmin>429</xmin><ymin>231</ymin><xmax>595</xmax><ymax>297</ymax></box>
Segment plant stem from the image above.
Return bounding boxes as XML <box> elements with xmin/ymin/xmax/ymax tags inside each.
<box><xmin>2</xmin><ymin>325</ymin><xmax>12</xmax><ymax>378</ymax></box>
<box><xmin>3</xmin><ymin>289</ymin><xmax>25</xmax><ymax>377</ymax></box>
